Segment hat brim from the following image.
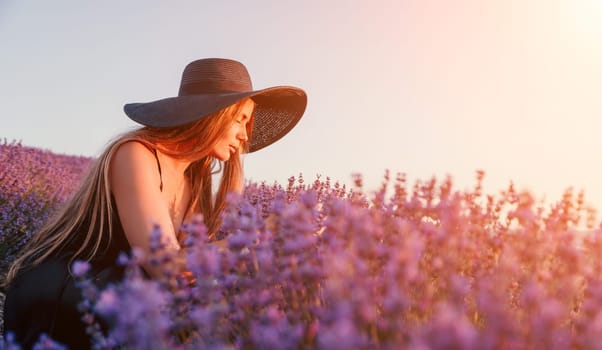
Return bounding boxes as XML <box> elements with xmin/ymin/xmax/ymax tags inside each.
<box><xmin>123</xmin><ymin>86</ymin><xmax>307</xmax><ymax>153</ymax></box>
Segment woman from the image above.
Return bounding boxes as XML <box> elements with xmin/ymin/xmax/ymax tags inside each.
<box><xmin>3</xmin><ymin>58</ymin><xmax>307</xmax><ymax>349</ymax></box>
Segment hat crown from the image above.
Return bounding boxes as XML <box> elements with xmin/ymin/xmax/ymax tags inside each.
<box><xmin>178</xmin><ymin>58</ymin><xmax>253</xmax><ymax>96</ymax></box>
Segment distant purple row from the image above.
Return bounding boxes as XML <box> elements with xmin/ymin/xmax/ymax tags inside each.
<box><xmin>0</xmin><ymin>140</ymin><xmax>93</xmax><ymax>276</ymax></box>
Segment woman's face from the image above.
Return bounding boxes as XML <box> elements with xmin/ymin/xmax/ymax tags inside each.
<box><xmin>211</xmin><ymin>99</ymin><xmax>255</xmax><ymax>161</ymax></box>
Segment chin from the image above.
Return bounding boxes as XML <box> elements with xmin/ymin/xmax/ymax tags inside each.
<box><xmin>217</xmin><ymin>154</ymin><xmax>231</xmax><ymax>162</ymax></box>
<box><xmin>210</xmin><ymin>151</ymin><xmax>229</xmax><ymax>162</ymax></box>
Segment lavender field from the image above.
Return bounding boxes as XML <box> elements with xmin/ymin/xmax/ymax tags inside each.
<box><xmin>0</xmin><ymin>140</ymin><xmax>92</xmax><ymax>277</ymax></box>
<box><xmin>2</xmin><ymin>140</ymin><xmax>602</xmax><ymax>349</ymax></box>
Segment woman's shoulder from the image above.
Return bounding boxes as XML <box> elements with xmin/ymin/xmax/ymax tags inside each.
<box><xmin>111</xmin><ymin>140</ymin><xmax>157</xmax><ymax>166</ymax></box>
<box><xmin>114</xmin><ymin>139</ymin><xmax>155</xmax><ymax>156</ymax></box>
<box><xmin>110</xmin><ymin>140</ymin><xmax>160</xmax><ymax>180</ymax></box>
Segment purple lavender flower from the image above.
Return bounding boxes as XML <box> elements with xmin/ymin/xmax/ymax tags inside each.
<box><xmin>31</xmin><ymin>334</ymin><xmax>67</xmax><ymax>350</ymax></box>
<box><xmin>71</xmin><ymin>260</ymin><xmax>91</xmax><ymax>277</ymax></box>
<box><xmin>0</xmin><ymin>332</ymin><xmax>22</xmax><ymax>350</ymax></box>
<box><xmin>95</xmin><ymin>277</ymin><xmax>171</xmax><ymax>350</ymax></box>
<box><xmin>94</xmin><ymin>287</ymin><xmax>119</xmax><ymax>316</ymax></box>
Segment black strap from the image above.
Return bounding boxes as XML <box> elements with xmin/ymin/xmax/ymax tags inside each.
<box><xmin>153</xmin><ymin>149</ymin><xmax>164</xmax><ymax>192</ymax></box>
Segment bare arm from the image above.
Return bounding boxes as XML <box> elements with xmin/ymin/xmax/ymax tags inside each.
<box><xmin>109</xmin><ymin>141</ymin><xmax>182</xmax><ymax>279</ymax></box>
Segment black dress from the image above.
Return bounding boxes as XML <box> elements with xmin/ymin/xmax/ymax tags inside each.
<box><xmin>4</xmin><ymin>148</ymin><xmax>165</xmax><ymax>349</ymax></box>
<box><xmin>3</xmin><ymin>213</ymin><xmax>132</xmax><ymax>349</ymax></box>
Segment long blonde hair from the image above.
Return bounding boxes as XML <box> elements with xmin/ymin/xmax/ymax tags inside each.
<box><xmin>4</xmin><ymin>99</ymin><xmax>254</xmax><ymax>286</ymax></box>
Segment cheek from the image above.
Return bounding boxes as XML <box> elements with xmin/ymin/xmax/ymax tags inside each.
<box><xmin>218</xmin><ymin>127</ymin><xmax>234</xmax><ymax>143</ymax></box>
<box><xmin>227</xmin><ymin>125</ymin><xmax>239</xmax><ymax>139</ymax></box>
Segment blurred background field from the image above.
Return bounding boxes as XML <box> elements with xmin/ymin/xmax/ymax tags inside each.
<box><xmin>0</xmin><ymin>140</ymin><xmax>92</xmax><ymax>275</ymax></box>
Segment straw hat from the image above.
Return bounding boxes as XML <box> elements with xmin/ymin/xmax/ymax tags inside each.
<box><xmin>124</xmin><ymin>58</ymin><xmax>307</xmax><ymax>152</ymax></box>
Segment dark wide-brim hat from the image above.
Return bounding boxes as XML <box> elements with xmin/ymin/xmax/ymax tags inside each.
<box><xmin>124</xmin><ymin>58</ymin><xmax>307</xmax><ymax>152</ymax></box>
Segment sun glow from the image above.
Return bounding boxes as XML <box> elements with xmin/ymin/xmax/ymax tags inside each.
<box><xmin>566</xmin><ymin>0</ymin><xmax>602</xmax><ymax>39</ymax></box>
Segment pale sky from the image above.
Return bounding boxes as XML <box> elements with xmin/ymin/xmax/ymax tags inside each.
<box><xmin>3</xmin><ymin>0</ymin><xmax>602</xmax><ymax>214</ymax></box>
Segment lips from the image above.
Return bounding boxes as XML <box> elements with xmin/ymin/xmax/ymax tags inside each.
<box><xmin>229</xmin><ymin>145</ymin><xmax>238</xmax><ymax>153</ymax></box>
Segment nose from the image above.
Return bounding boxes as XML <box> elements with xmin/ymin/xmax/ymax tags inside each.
<box><xmin>238</xmin><ymin>125</ymin><xmax>249</xmax><ymax>142</ymax></box>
